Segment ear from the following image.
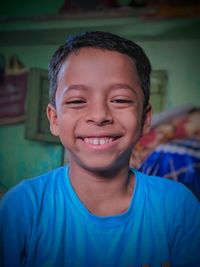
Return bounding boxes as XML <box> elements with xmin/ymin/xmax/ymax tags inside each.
<box><xmin>141</xmin><ymin>104</ymin><xmax>152</xmax><ymax>136</ymax></box>
<box><xmin>46</xmin><ymin>103</ymin><xmax>59</xmax><ymax>136</ymax></box>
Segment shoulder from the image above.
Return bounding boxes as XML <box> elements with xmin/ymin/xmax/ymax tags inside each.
<box><xmin>24</xmin><ymin>165</ymin><xmax>67</xmax><ymax>192</ymax></box>
<box><xmin>133</xmin><ymin>168</ymin><xmax>196</xmax><ymax>197</ymax></box>
<box><xmin>0</xmin><ymin>166</ymin><xmax>68</xmax><ymax>213</ymax></box>
<box><xmin>132</xmin><ymin>168</ymin><xmax>199</xmax><ymax>214</ymax></box>
<box><xmin>132</xmin><ymin>169</ymin><xmax>200</xmax><ymax>256</ymax></box>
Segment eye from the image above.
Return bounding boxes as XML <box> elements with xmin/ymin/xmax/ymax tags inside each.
<box><xmin>64</xmin><ymin>99</ymin><xmax>86</xmax><ymax>108</ymax></box>
<box><xmin>111</xmin><ymin>98</ymin><xmax>134</xmax><ymax>105</ymax></box>
<box><xmin>111</xmin><ymin>99</ymin><xmax>133</xmax><ymax>104</ymax></box>
<box><xmin>110</xmin><ymin>97</ymin><xmax>135</xmax><ymax>109</ymax></box>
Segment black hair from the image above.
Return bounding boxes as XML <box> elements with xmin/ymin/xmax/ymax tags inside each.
<box><xmin>48</xmin><ymin>31</ymin><xmax>151</xmax><ymax>108</ymax></box>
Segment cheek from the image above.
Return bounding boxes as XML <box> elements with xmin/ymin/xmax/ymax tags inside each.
<box><xmin>117</xmin><ymin>109</ymin><xmax>141</xmax><ymax>126</ymax></box>
<box><xmin>122</xmin><ymin>111</ymin><xmax>143</xmax><ymax>138</ymax></box>
<box><xmin>58</xmin><ymin>112</ymin><xmax>83</xmax><ymax>137</ymax></box>
<box><xmin>57</xmin><ymin>113</ymin><xmax>73</xmax><ymax>133</ymax></box>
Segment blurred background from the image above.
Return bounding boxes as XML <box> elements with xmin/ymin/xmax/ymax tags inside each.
<box><xmin>0</xmin><ymin>0</ymin><xmax>200</xmax><ymax>198</ymax></box>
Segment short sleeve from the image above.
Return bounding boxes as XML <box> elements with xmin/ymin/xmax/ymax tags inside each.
<box><xmin>169</xmin><ymin>184</ymin><xmax>200</xmax><ymax>266</ymax></box>
<box><xmin>0</xmin><ymin>183</ymin><xmax>32</xmax><ymax>267</ymax></box>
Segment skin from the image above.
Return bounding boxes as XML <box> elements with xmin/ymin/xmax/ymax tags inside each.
<box><xmin>47</xmin><ymin>48</ymin><xmax>151</xmax><ymax>216</ymax></box>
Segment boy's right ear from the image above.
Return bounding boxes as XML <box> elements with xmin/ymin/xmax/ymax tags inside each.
<box><xmin>46</xmin><ymin>103</ymin><xmax>59</xmax><ymax>136</ymax></box>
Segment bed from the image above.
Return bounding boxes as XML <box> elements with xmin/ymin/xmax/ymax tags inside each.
<box><xmin>131</xmin><ymin>105</ymin><xmax>200</xmax><ymax>200</ymax></box>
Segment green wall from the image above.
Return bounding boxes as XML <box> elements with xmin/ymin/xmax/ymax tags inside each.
<box><xmin>1</xmin><ymin>39</ymin><xmax>200</xmax><ymax>109</ymax></box>
<box><xmin>0</xmin><ymin>124</ymin><xmax>62</xmax><ymax>190</ymax></box>
<box><xmin>0</xmin><ymin>0</ymin><xmax>63</xmax><ymax>17</ymax></box>
<box><xmin>142</xmin><ymin>39</ymin><xmax>200</xmax><ymax>109</ymax></box>
<box><xmin>0</xmin><ymin>14</ymin><xmax>200</xmax><ymax>191</ymax></box>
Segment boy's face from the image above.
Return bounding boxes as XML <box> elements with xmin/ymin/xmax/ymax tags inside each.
<box><xmin>47</xmin><ymin>48</ymin><xmax>151</xmax><ymax>173</ymax></box>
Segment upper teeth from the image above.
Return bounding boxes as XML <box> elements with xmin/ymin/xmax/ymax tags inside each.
<box><xmin>84</xmin><ymin>137</ymin><xmax>113</xmax><ymax>145</ymax></box>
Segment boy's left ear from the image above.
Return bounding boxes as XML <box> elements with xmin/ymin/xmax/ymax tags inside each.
<box><xmin>141</xmin><ymin>104</ymin><xmax>152</xmax><ymax>136</ymax></box>
<box><xmin>46</xmin><ymin>103</ymin><xmax>59</xmax><ymax>136</ymax></box>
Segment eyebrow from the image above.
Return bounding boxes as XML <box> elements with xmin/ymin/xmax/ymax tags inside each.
<box><xmin>61</xmin><ymin>85</ymin><xmax>89</xmax><ymax>97</ymax></box>
<box><xmin>64</xmin><ymin>85</ymin><xmax>88</xmax><ymax>91</ymax></box>
<box><xmin>110</xmin><ymin>83</ymin><xmax>138</xmax><ymax>95</ymax></box>
<box><xmin>62</xmin><ymin>83</ymin><xmax>138</xmax><ymax>96</ymax></box>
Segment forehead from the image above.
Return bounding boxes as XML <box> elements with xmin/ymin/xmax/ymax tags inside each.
<box><xmin>55</xmin><ymin>47</ymin><xmax>144</xmax><ymax>106</ymax></box>
<box><xmin>67</xmin><ymin>47</ymin><xmax>134</xmax><ymax>61</ymax></box>
<box><xmin>58</xmin><ymin>47</ymin><xmax>139</xmax><ymax>81</ymax></box>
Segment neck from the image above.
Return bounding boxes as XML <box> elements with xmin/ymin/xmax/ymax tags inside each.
<box><xmin>67</xmin><ymin>162</ymin><xmax>135</xmax><ymax>216</ymax></box>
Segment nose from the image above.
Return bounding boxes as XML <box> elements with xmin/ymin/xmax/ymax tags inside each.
<box><xmin>85</xmin><ymin>101</ymin><xmax>113</xmax><ymax>126</ymax></box>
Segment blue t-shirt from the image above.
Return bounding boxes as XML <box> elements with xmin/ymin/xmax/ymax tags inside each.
<box><xmin>0</xmin><ymin>166</ymin><xmax>200</xmax><ymax>267</ymax></box>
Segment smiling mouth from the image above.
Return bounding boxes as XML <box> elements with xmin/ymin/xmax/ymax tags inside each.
<box><xmin>80</xmin><ymin>136</ymin><xmax>120</xmax><ymax>145</ymax></box>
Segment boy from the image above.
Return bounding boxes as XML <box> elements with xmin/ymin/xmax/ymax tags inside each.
<box><xmin>0</xmin><ymin>31</ymin><xmax>200</xmax><ymax>267</ymax></box>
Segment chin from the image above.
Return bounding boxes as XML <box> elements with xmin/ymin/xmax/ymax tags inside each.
<box><xmin>68</xmin><ymin>150</ymin><xmax>131</xmax><ymax>174</ymax></box>
<box><xmin>79</xmin><ymin>158</ymin><xmax>129</xmax><ymax>176</ymax></box>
